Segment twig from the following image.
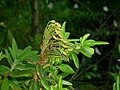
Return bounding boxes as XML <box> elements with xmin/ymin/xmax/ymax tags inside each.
<box><xmin>75</xmin><ymin>0</ymin><xmax>92</xmax><ymax>13</ymax></box>
<box><xmin>71</xmin><ymin>50</ymin><xmax>112</xmax><ymax>80</ymax></box>
<box><xmin>107</xmin><ymin>26</ymin><xmax>120</xmax><ymax>86</ymax></box>
<box><xmin>69</xmin><ymin>57</ymin><xmax>85</xmax><ymax>81</ymax></box>
<box><xmin>98</xmin><ymin>6</ymin><xmax>120</xmax><ymax>30</ymax></box>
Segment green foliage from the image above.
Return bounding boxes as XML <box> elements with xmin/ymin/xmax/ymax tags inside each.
<box><xmin>1</xmin><ymin>78</ymin><xmax>9</xmax><ymax>90</ymax></box>
<box><xmin>0</xmin><ymin>38</ymin><xmax>39</xmax><ymax>90</ymax></box>
<box><xmin>0</xmin><ymin>20</ymin><xmax>108</xmax><ymax>90</ymax></box>
<box><xmin>113</xmin><ymin>66</ymin><xmax>120</xmax><ymax>90</ymax></box>
<box><xmin>0</xmin><ymin>0</ymin><xmax>119</xmax><ymax>89</ymax></box>
<box><xmin>113</xmin><ymin>43</ymin><xmax>120</xmax><ymax>90</ymax></box>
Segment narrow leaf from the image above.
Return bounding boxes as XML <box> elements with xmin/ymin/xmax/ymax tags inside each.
<box><xmin>10</xmin><ymin>69</ymin><xmax>33</xmax><ymax>77</ymax></box>
<box><xmin>84</xmin><ymin>40</ymin><xmax>95</xmax><ymax>47</ymax></box>
<box><xmin>0</xmin><ymin>52</ymin><xmax>6</xmax><ymax>61</ymax></box>
<box><xmin>59</xmin><ymin>64</ymin><xmax>74</xmax><ymax>74</ymax></box>
<box><xmin>33</xmin><ymin>81</ymin><xmax>40</xmax><ymax>90</ymax></box>
<box><xmin>116</xmin><ymin>75</ymin><xmax>119</xmax><ymax>90</ymax></box>
<box><xmin>62</xmin><ymin>80</ymin><xmax>72</xmax><ymax>85</ymax></box>
<box><xmin>41</xmin><ymin>78</ymin><xmax>50</xmax><ymax>90</ymax></box>
<box><xmin>58</xmin><ymin>73</ymin><xmax>69</xmax><ymax>78</ymax></box>
<box><xmin>9</xmin><ymin>47</ymin><xmax>16</xmax><ymax>60</ymax></box>
<box><xmin>113</xmin><ymin>83</ymin><xmax>117</xmax><ymax>90</ymax></box>
<box><xmin>17</xmin><ymin>46</ymin><xmax>32</xmax><ymax>61</ymax></box>
<box><xmin>94</xmin><ymin>41</ymin><xmax>109</xmax><ymax>45</ymax></box>
<box><xmin>71</xmin><ymin>52</ymin><xmax>79</xmax><ymax>68</ymax></box>
<box><xmin>58</xmin><ymin>76</ymin><xmax>62</xmax><ymax>90</ymax></box>
<box><xmin>61</xmin><ymin>21</ymin><xmax>66</xmax><ymax>32</ymax></box>
<box><xmin>36</xmin><ymin>64</ymin><xmax>42</xmax><ymax>77</ymax></box>
<box><xmin>80</xmin><ymin>37</ymin><xmax>82</xmax><ymax>43</ymax></box>
<box><xmin>15</xmin><ymin>64</ymin><xmax>34</xmax><ymax>71</ymax></box>
<box><xmin>62</xmin><ymin>88</ymin><xmax>69</xmax><ymax>90</ymax></box>
<box><xmin>1</xmin><ymin>78</ymin><xmax>9</xmax><ymax>90</ymax></box>
<box><xmin>0</xmin><ymin>65</ymin><xmax>10</xmax><ymax>75</ymax></box>
<box><xmin>50</xmin><ymin>85</ymin><xmax>58</xmax><ymax>90</ymax></box>
<box><xmin>118</xmin><ymin>43</ymin><xmax>120</xmax><ymax>54</ymax></box>
<box><xmin>12</xmin><ymin>79</ymin><xmax>22</xmax><ymax>90</ymax></box>
<box><xmin>65</xmin><ymin>32</ymin><xmax>70</xmax><ymax>39</ymax></box>
<box><xmin>81</xmin><ymin>33</ymin><xmax>90</xmax><ymax>45</ymax></box>
<box><xmin>21</xmin><ymin>83</ymin><xmax>28</xmax><ymax>90</ymax></box>
<box><xmin>5</xmin><ymin>49</ymin><xmax>13</xmax><ymax>65</ymax></box>
<box><xmin>29</xmin><ymin>82</ymin><xmax>34</xmax><ymax>90</ymax></box>
<box><xmin>12</xmin><ymin>38</ymin><xmax>18</xmax><ymax>58</ymax></box>
<box><xmin>9</xmin><ymin>80</ymin><xmax>21</xmax><ymax>90</ymax></box>
<box><xmin>80</xmin><ymin>47</ymin><xmax>94</xmax><ymax>58</ymax></box>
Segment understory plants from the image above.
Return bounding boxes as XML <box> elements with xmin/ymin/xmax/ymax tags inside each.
<box><xmin>0</xmin><ymin>20</ymin><xmax>108</xmax><ymax>90</ymax></box>
<box><xmin>113</xmin><ymin>43</ymin><xmax>120</xmax><ymax>90</ymax></box>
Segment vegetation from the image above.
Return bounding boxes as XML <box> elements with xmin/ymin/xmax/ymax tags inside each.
<box><xmin>0</xmin><ymin>0</ymin><xmax>120</xmax><ymax>90</ymax></box>
<box><xmin>113</xmin><ymin>44</ymin><xmax>120</xmax><ymax>90</ymax></box>
<box><xmin>0</xmin><ymin>20</ymin><xmax>108</xmax><ymax>90</ymax></box>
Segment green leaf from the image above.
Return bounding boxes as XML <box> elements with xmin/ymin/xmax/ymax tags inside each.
<box><xmin>118</xmin><ymin>43</ymin><xmax>120</xmax><ymax>54</ymax></box>
<box><xmin>62</xmin><ymin>88</ymin><xmax>69</xmax><ymax>90</ymax></box>
<box><xmin>10</xmin><ymin>69</ymin><xmax>33</xmax><ymax>77</ymax></box>
<box><xmin>113</xmin><ymin>83</ymin><xmax>117</xmax><ymax>90</ymax></box>
<box><xmin>50</xmin><ymin>85</ymin><xmax>58</xmax><ymax>90</ymax></box>
<box><xmin>65</xmin><ymin>32</ymin><xmax>70</xmax><ymax>39</ymax></box>
<box><xmin>0</xmin><ymin>65</ymin><xmax>10</xmax><ymax>75</ymax></box>
<box><xmin>1</xmin><ymin>78</ymin><xmax>9</xmax><ymax>90</ymax></box>
<box><xmin>116</xmin><ymin>75</ymin><xmax>119</xmax><ymax>90</ymax></box>
<box><xmin>0</xmin><ymin>22</ymin><xmax>6</xmax><ymax>27</ymax></box>
<box><xmin>17</xmin><ymin>46</ymin><xmax>32</xmax><ymax>61</ymax></box>
<box><xmin>9</xmin><ymin>38</ymin><xmax>18</xmax><ymax>60</ymax></box>
<box><xmin>55</xmin><ymin>57</ymin><xmax>62</xmax><ymax>65</ymax></box>
<box><xmin>9</xmin><ymin>47</ymin><xmax>16</xmax><ymax>60</ymax></box>
<box><xmin>81</xmin><ymin>33</ymin><xmax>90</xmax><ymax>45</ymax></box>
<box><xmin>29</xmin><ymin>82</ymin><xmax>34</xmax><ymax>90</ymax></box>
<box><xmin>61</xmin><ymin>21</ymin><xmax>66</xmax><ymax>32</ymax></box>
<box><xmin>12</xmin><ymin>79</ymin><xmax>22</xmax><ymax>90</ymax></box>
<box><xmin>36</xmin><ymin>64</ymin><xmax>43</xmax><ymax>77</ymax></box>
<box><xmin>0</xmin><ymin>52</ymin><xmax>6</xmax><ymax>61</ymax></box>
<box><xmin>15</xmin><ymin>64</ymin><xmax>34</xmax><ymax>71</ymax></box>
<box><xmin>58</xmin><ymin>76</ymin><xmax>62</xmax><ymax>90</ymax></box>
<box><xmin>58</xmin><ymin>73</ymin><xmax>69</xmax><ymax>78</ymax></box>
<box><xmin>12</xmin><ymin>38</ymin><xmax>18</xmax><ymax>57</ymax></box>
<box><xmin>80</xmin><ymin>37</ymin><xmax>82</xmax><ymax>43</ymax></box>
<box><xmin>33</xmin><ymin>81</ymin><xmax>40</xmax><ymax>90</ymax></box>
<box><xmin>80</xmin><ymin>47</ymin><xmax>94</xmax><ymax>58</ymax></box>
<box><xmin>71</xmin><ymin>52</ymin><xmax>79</xmax><ymax>68</ymax></box>
<box><xmin>21</xmin><ymin>84</ymin><xmax>28</xmax><ymax>90</ymax></box>
<box><xmin>5</xmin><ymin>49</ymin><xmax>13</xmax><ymax>65</ymax></box>
<box><xmin>31</xmin><ymin>51</ymin><xmax>38</xmax><ymax>55</ymax></box>
<box><xmin>84</xmin><ymin>40</ymin><xmax>96</xmax><ymax>47</ymax></box>
<box><xmin>59</xmin><ymin>64</ymin><xmax>74</xmax><ymax>74</ymax></box>
<box><xmin>9</xmin><ymin>80</ymin><xmax>21</xmax><ymax>90</ymax></box>
<box><xmin>41</xmin><ymin>78</ymin><xmax>50</xmax><ymax>90</ymax></box>
<box><xmin>30</xmin><ymin>54</ymin><xmax>40</xmax><ymax>63</ymax></box>
<box><xmin>85</xmin><ymin>73</ymin><xmax>92</xmax><ymax>80</ymax></box>
<box><xmin>62</xmin><ymin>80</ymin><xmax>72</xmax><ymax>85</ymax></box>
<box><xmin>94</xmin><ymin>41</ymin><xmax>109</xmax><ymax>45</ymax></box>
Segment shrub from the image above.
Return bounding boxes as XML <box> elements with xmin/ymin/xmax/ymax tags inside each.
<box><xmin>0</xmin><ymin>20</ymin><xmax>108</xmax><ymax>90</ymax></box>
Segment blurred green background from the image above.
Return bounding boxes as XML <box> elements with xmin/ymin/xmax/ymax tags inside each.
<box><xmin>0</xmin><ymin>0</ymin><xmax>120</xmax><ymax>90</ymax></box>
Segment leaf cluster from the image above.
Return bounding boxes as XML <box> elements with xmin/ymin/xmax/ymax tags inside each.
<box><xmin>0</xmin><ymin>20</ymin><xmax>108</xmax><ymax>90</ymax></box>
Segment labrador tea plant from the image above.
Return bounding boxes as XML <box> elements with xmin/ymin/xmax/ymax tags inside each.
<box><xmin>0</xmin><ymin>20</ymin><xmax>108</xmax><ymax>90</ymax></box>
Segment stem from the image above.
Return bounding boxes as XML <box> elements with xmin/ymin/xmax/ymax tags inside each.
<box><xmin>10</xmin><ymin>60</ymin><xmax>17</xmax><ymax>72</ymax></box>
<box><xmin>72</xmin><ymin>50</ymin><xmax>112</xmax><ymax>80</ymax></box>
<box><xmin>31</xmin><ymin>0</ymin><xmax>41</xmax><ymax>36</ymax></box>
<box><xmin>75</xmin><ymin>0</ymin><xmax>92</xmax><ymax>13</ymax></box>
<box><xmin>69</xmin><ymin>57</ymin><xmax>85</xmax><ymax>81</ymax></box>
<box><xmin>69</xmin><ymin>39</ymin><xmax>79</xmax><ymax>42</ymax></box>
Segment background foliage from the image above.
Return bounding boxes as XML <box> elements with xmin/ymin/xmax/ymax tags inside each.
<box><xmin>0</xmin><ymin>0</ymin><xmax>120</xmax><ymax>90</ymax></box>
